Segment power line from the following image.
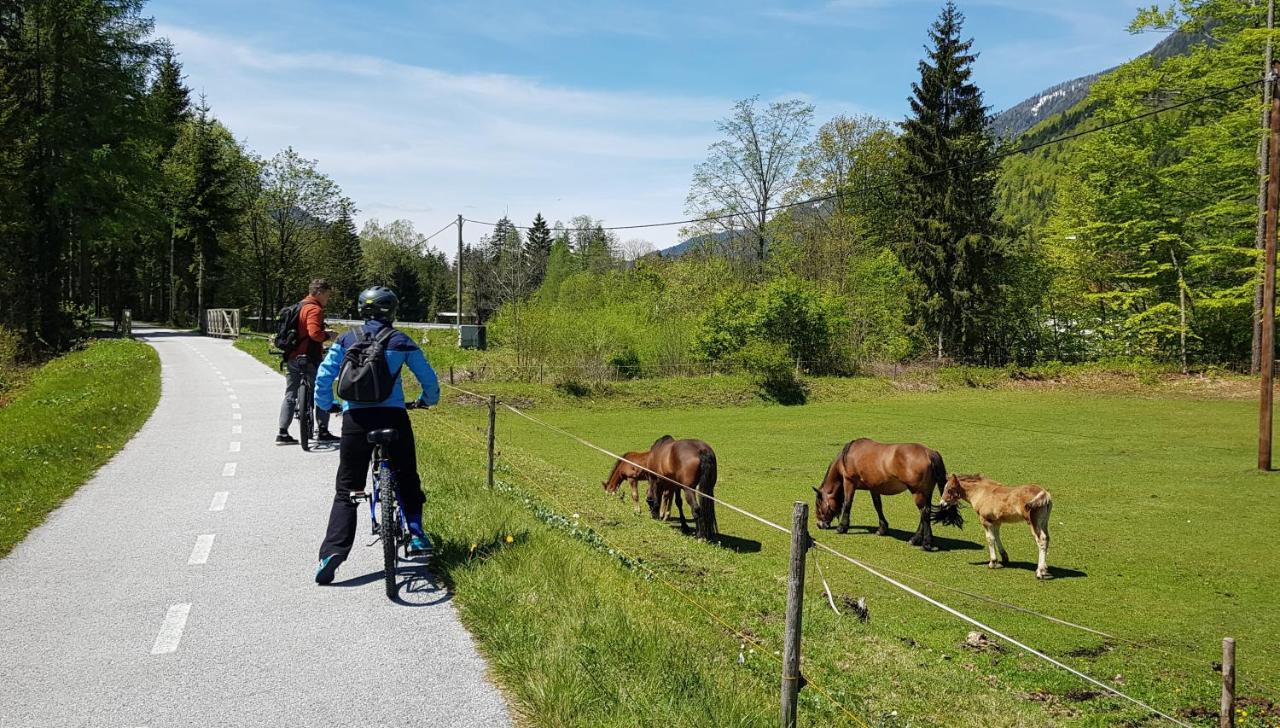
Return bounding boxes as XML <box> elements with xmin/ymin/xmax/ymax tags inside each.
<box><xmin>463</xmin><ymin>78</ymin><xmax>1263</xmax><ymax>234</ymax></box>
<box><xmin>423</xmin><ymin>219</ymin><xmax>458</xmax><ymax>242</ymax></box>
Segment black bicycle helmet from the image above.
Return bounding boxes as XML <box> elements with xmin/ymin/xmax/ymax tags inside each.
<box><xmin>357</xmin><ymin>286</ymin><xmax>399</xmax><ymax>321</ymax></box>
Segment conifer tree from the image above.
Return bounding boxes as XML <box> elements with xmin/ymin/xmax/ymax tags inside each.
<box><xmin>898</xmin><ymin>1</ymin><xmax>1007</xmax><ymax>361</ymax></box>
<box><xmin>525</xmin><ymin>213</ymin><xmax>552</xmax><ymax>288</ymax></box>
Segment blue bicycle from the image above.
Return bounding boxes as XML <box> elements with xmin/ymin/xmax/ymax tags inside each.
<box><xmin>349</xmin><ymin>400</ymin><xmax>429</xmax><ymax>599</ymax></box>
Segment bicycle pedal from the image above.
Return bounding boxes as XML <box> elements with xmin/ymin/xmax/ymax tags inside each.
<box><xmin>348</xmin><ymin>492</ymin><xmax>371</xmax><ymax>504</ymax></box>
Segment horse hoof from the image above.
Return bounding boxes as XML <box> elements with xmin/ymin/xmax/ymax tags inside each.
<box><xmin>1036</xmin><ymin>571</ymin><xmax>1052</xmax><ymax>580</ymax></box>
<box><xmin>988</xmin><ymin>561</ymin><xmax>1002</xmax><ymax>569</ymax></box>
<box><xmin>876</xmin><ymin>526</ymin><xmax>888</xmax><ymax>536</ymax></box>
<box><xmin>922</xmin><ymin>544</ymin><xmax>938</xmax><ymax>552</ymax></box>
<box><xmin>835</xmin><ymin>526</ymin><xmax>849</xmax><ymax>535</ymax></box>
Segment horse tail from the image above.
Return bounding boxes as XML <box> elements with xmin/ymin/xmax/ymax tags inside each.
<box><xmin>928</xmin><ymin>450</ymin><xmax>947</xmax><ymax>502</ymax></box>
<box><xmin>695</xmin><ymin>449</ymin><xmax>718</xmax><ymax>540</ymax></box>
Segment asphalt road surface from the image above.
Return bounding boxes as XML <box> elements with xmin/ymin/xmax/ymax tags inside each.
<box><xmin>0</xmin><ymin>327</ymin><xmax>511</xmax><ymax>727</ymax></box>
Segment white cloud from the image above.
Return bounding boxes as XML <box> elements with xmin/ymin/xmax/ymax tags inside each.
<box><xmin>160</xmin><ymin>24</ymin><xmax>738</xmax><ymax>248</ymax></box>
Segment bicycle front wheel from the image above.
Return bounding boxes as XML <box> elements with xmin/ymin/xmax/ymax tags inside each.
<box><xmin>378</xmin><ymin>462</ymin><xmax>398</xmax><ymax>600</ymax></box>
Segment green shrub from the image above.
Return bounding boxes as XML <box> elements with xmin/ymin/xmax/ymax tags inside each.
<box><xmin>609</xmin><ymin>348</ymin><xmax>642</xmax><ymax>379</ymax></box>
<box><xmin>734</xmin><ymin>339</ymin><xmax>807</xmax><ymax>404</ymax></box>
<box><xmin>1006</xmin><ymin>360</ymin><xmax>1066</xmax><ymax>381</ymax></box>
<box><xmin>936</xmin><ymin>366</ymin><xmax>1003</xmax><ymax>389</ymax></box>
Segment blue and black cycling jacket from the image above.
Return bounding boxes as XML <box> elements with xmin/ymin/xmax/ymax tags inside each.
<box><xmin>314</xmin><ymin>319</ymin><xmax>440</xmax><ymax>412</ymax></box>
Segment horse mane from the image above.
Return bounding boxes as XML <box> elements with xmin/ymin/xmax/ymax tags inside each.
<box><xmin>651</xmin><ymin>434</ymin><xmax>675</xmax><ymax>448</ymax></box>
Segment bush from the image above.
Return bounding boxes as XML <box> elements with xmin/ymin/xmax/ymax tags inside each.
<box><xmin>698</xmin><ymin>276</ymin><xmax>847</xmax><ymax>375</ymax></box>
<box><xmin>936</xmin><ymin>366</ymin><xmax>1003</xmax><ymax>389</ymax></box>
<box><xmin>735</xmin><ymin>340</ymin><xmax>807</xmax><ymax>404</ymax></box>
<box><xmin>609</xmin><ymin>348</ymin><xmax>642</xmax><ymax>379</ymax></box>
<box><xmin>1006</xmin><ymin>360</ymin><xmax>1066</xmax><ymax>381</ymax></box>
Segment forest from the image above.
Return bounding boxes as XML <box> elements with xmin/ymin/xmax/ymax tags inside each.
<box><xmin>1</xmin><ymin>0</ymin><xmax>1273</xmax><ymax>379</ymax></box>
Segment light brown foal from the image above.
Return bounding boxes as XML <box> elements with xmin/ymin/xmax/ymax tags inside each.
<box><xmin>939</xmin><ymin>474</ymin><xmax>1053</xmax><ymax>580</ymax></box>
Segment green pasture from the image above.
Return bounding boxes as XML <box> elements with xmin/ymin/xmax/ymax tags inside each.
<box><xmin>426</xmin><ymin>386</ymin><xmax>1279</xmax><ymax>727</ymax></box>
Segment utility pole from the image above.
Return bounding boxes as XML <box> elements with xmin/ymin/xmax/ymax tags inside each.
<box><xmin>456</xmin><ymin>214</ymin><xmax>464</xmax><ymax>330</ymax></box>
<box><xmin>1254</xmin><ymin>0</ymin><xmax>1276</xmax><ymax>373</ymax></box>
<box><xmin>1259</xmin><ymin>59</ymin><xmax>1280</xmax><ymax>471</ymax></box>
<box><xmin>168</xmin><ymin>218</ymin><xmax>176</xmax><ymax>325</ymax></box>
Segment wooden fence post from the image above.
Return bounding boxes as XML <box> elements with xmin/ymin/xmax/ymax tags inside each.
<box><xmin>1221</xmin><ymin>637</ymin><xmax>1236</xmax><ymax>728</ymax></box>
<box><xmin>449</xmin><ymin>365</ymin><xmax>454</xmax><ymax>385</ymax></box>
<box><xmin>487</xmin><ymin>394</ymin><xmax>497</xmax><ymax>489</ymax></box>
<box><xmin>780</xmin><ymin>501</ymin><xmax>809</xmax><ymax>728</ymax></box>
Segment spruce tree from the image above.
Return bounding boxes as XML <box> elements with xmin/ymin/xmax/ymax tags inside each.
<box><xmin>327</xmin><ymin>199</ymin><xmax>364</xmax><ymax>316</ymax></box>
<box><xmin>150</xmin><ymin>44</ymin><xmax>191</xmax><ymax>157</ymax></box>
<box><xmin>525</xmin><ymin>213</ymin><xmax>552</xmax><ymax>289</ymax></box>
<box><xmin>898</xmin><ymin>1</ymin><xmax>1007</xmax><ymax>361</ymax></box>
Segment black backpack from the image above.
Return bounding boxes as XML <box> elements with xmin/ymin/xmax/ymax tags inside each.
<box><xmin>272</xmin><ymin>301</ymin><xmax>304</xmax><ymax>356</ymax></box>
<box><xmin>337</xmin><ymin>326</ymin><xmax>401</xmax><ymax>403</ymax></box>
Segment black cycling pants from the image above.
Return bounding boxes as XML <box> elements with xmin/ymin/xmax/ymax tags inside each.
<box><xmin>318</xmin><ymin>407</ymin><xmax>425</xmax><ymax>560</ymax></box>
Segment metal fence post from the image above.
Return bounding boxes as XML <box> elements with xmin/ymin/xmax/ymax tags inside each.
<box><xmin>487</xmin><ymin>394</ymin><xmax>497</xmax><ymax>489</ymax></box>
<box><xmin>781</xmin><ymin>501</ymin><xmax>809</xmax><ymax>728</ymax></box>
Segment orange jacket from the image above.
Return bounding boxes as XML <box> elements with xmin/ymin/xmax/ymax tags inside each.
<box><xmin>289</xmin><ymin>295</ymin><xmax>327</xmax><ymax>359</ymax></box>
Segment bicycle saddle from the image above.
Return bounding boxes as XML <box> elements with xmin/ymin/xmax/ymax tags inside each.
<box><xmin>367</xmin><ymin>429</ymin><xmax>399</xmax><ymax>444</ymax></box>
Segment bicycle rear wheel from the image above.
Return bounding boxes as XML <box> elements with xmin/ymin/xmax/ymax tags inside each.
<box><xmin>298</xmin><ymin>375</ymin><xmax>313</xmax><ymax>451</ymax></box>
<box><xmin>378</xmin><ymin>461</ymin><xmax>398</xmax><ymax>600</ymax></box>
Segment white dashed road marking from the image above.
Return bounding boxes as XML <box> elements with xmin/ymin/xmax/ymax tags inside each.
<box><xmin>232</xmin><ymin>413</ymin><xmax>242</xmax><ymax>420</ymax></box>
<box><xmin>222</xmin><ymin>462</ymin><xmax>237</xmax><ymax>477</ymax></box>
<box><xmin>150</xmin><ymin>604</ymin><xmax>191</xmax><ymax>655</ymax></box>
<box><xmin>232</xmin><ymin>425</ymin><xmax>242</xmax><ymax>434</ymax></box>
<box><xmin>229</xmin><ymin>442</ymin><xmax>241</xmax><ymax>453</ymax></box>
<box><xmin>209</xmin><ymin>492</ymin><xmax>228</xmax><ymax>511</ymax></box>
<box><xmin>231</xmin><ymin>403</ymin><xmax>240</xmax><ymax>410</ymax></box>
<box><xmin>187</xmin><ymin>535</ymin><xmax>216</xmax><ymax>565</ymax></box>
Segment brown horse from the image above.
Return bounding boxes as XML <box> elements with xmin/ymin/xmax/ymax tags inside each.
<box><xmin>813</xmin><ymin>438</ymin><xmax>946</xmax><ymax>551</ymax></box>
<box><xmin>618</xmin><ymin>435</ymin><xmax>718</xmax><ymax>540</ymax></box>
<box><xmin>602</xmin><ymin>451</ymin><xmax>652</xmax><ymax>506</ymax></box>
<box><xmin>938</xmin><ymin>474</ymin><xmax>1053</xmax><ymax>579</ymax></box>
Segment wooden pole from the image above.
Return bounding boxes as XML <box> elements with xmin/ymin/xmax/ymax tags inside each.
<box><xmin>487</xmin><ymin>394</ymin><xmax>497</xmax><ymax>489</ymax></box>
<box><xmin>1260</xmin><ymin>60</ymin><xmax>1280</xmax><ymax>471</ymax></box>
<box><xmin>1220</xmin><ymin>637</ymin><xmax>1236</xmax><ymax>728</ymax></box>
<box><xmin>449</xmin><ymin>365</ymin><xmax>454</xmax><ymax>386</ymax></box>
<box><xmin>780</xmin><ymin>502</ymin><xmax>809</xmax><ymax>728</ymax></box>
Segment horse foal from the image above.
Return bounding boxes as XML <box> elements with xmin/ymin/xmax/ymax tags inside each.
<box><xmin>939</xmin><ymin>474</ymin><xmax>1053</xmax><ymax>580</ymax></box>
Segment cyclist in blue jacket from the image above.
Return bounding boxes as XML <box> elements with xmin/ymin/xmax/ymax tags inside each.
<box><xmin>312</xmin><ymin>286</ymin><xmax>440</xmax><ymax>585</ymax></box>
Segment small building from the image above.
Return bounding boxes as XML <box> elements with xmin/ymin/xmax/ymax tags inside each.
<box><xmin>436</xmin><ymin>311</ymin><xmax>475</xmax><ymax>326</ymax></box>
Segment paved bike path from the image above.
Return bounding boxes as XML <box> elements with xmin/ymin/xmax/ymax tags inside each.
<box><xmin>0</xmin><ymin>328</ymin><xmax>511</xmax><ymax>727</ymax></box>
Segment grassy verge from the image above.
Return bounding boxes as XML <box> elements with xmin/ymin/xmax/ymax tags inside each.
<box><xmin>0</xmin><ymin>339</ymin><xmax>160</xmax><ymax>557</ymax></box>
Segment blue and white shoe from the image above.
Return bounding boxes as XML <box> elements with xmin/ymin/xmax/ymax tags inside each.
<box><xmin>406</xmin><ymin>534</ymin><xmax>433</xmax><ymax>557</ymax></box>
<box><xmin>315</xmin><ymin>554</ymin><xmax>343</xmax><ymax>584</ymax></box>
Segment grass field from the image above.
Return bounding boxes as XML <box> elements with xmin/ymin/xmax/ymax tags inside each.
<box><xmin>0</xmin><ymin>339</ymin><xmax>160</xmax><ymax>557</ymax></box>
<box><xmin>428</xmin><ymin>385</ymin><xmax>1280</xmax><ymax>727</ymax></box>
<box><xmin>233</xmin><ymin>334</ymin><xmax>1278</xmax><ymax>725</ymax></box>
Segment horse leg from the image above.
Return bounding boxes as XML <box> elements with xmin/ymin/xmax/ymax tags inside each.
<box><xmin>836</xmin><ymin>480</ymin><xmax>856</xmax><ymax>535</ymax></box>
<box><xmin>992</xmin><ymin>522</ymin><xmax>1009</xmax><ymax>566</ymax></box>
<box><xmin>908</xmin><ymin>490</ymin><xmax>935</xmax><ymax>550</ymax></box>
<box><xmin>870</xmin><ymin>492</ymin><xmax>889</xmax><ymax>536</ymax></box>
<box><xmin>676</xmin><ymin>485</ymin><xmax>691</xmax><ymax>534</ymax></box>
<box><xmin>1031</xmin><ymin>512</ymin><xmax>1051</xmax><ymax>579</ymax></box>
<box><xmin>982</xmin><ymin>521</ymin><xmax>1001</xmax><ymax>568</ymax></box>
<box><xmin>646</xmin><ymin>481</ymin><xmax>659</xmax><ymax>519</ymax></box>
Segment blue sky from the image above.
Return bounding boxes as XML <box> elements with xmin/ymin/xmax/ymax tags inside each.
<box><xmin>150</xmin><ymin>0</ymin><xmax>1156</xmax><ymax>249</ymax></box>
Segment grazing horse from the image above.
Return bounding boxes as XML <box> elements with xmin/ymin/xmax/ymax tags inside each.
<box><xmin>643</xmin><ymin>435</ymin><xmax>718</xmax><ymax>540</ymax></box>
<box><xmin>602</xmin><ymin>451</ymin><xmax>652</xmax><ymax>506</ymax></box>
<box><xmin>813</xmin><ymin>438</ymin><xmax>946</xmax><ymax>551</ymax></box>
<box><xmin>938</xmin><ymin>474</ymin><xmax>1053</xmax><ymax>579</ymax></box>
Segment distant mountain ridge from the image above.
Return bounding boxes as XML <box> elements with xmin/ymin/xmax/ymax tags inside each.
<box><xmin>990</xmin><ymin>28</ymin><xmax>1211</xmax><ymax>140</ymax></box>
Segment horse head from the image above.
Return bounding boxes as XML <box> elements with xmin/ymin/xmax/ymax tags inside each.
<box><xmin>813</xmin><ymin>483</ymin><xmax>841</xmax><ymax>529</ymax></box>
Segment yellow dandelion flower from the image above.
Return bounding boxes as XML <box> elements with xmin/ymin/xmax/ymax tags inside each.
<box><xmin>504</xmin><ymin>534</ymin><xmax>514</xmax><ymax>544</ymax></box>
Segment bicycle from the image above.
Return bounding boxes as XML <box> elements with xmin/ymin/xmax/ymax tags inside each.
<box><xmin>348</xmin><ymin>400</ymin><xmax>429</xmax><ymax>600</ymax></box>
<box><xmin>294</xmin><ymin>355</ymin><xmax>315</xmax><ymax>451</ymax></box>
